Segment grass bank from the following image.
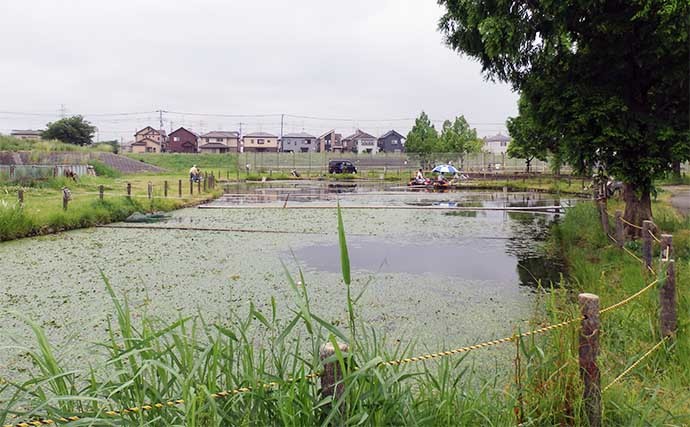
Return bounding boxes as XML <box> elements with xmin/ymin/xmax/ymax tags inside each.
<box><xmin>0</xmin><ymin>175</ymin><xmax>221</xmax><ymax>241</ymax></box>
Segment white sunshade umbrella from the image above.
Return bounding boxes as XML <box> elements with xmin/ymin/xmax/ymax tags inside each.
<box><xmin>432</xmin><ymin>164</ymin><xmax>459</xmax><ymax>174</ymax></box>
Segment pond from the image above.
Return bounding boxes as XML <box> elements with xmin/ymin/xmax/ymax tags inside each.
<box><xmin>0</xmin><ymin>182</ymin><xmax>574</xmax><ymax>381</ymax></box>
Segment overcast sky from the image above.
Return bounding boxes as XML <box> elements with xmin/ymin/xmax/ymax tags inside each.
<box><xmin>0</xmin><ymin>0</ymin><xmax>518</xmax><ymax>141</ymax></box>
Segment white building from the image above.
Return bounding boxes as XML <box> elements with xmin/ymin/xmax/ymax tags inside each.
<box><xmin>483</xmin><ymin>133</ymin><xmax>511</xmax><ymax>154</ymax></box>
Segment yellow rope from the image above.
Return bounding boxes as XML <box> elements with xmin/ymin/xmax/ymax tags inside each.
<box><xmin>603</xmin><ymin>336</ymin><xmax>669</xmax><ymax>392</ymax></box>
<box><xmin>3</xmin><ymin>373</ymin><xmax>321</xmax><ymax>427</ymax></box>
<box><xmin>599</xmin><ymin>279</ymin><xmax>659</xmax><ymax>314</ymax></box>
<box><xmin>647</xmin><ymin>229</ymin><xmax>661</xmax><ymax>244</ymax></box>
<box><xmin>619</xmin><ymin>217</ymin><xmax>643</xmax><ymax>230</ymax></box>
<box><xmin>378</xmin><ymin>318</ymin><xmax>581</xmax><ymax>367</ymax></box>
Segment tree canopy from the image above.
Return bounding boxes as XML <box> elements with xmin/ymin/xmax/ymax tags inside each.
<box><xmin>405</xmin><ymin>112</ymin><xmax>439</xmax><ymax>154</ymax></box>
<box><xmin>506</xmin><ymin>95</ymin><xmax>550</xmax><ymax>173</ymax></box>
<box><xmin>438</xmin><ymin>0</ymin><xmax>689</xmax><ymax>223</ymax></box>
<box><xmin>439</xmin><ymin>115</ymin><xmax>483</xmax><ymax>157</ymax></box>
<box><xmin>42</xmin><ymin>115</ymin><xmax>96</xmax><ymax>146</ymax></box>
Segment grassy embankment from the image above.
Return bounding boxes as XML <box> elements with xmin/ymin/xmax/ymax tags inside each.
<box><xmin>0</xmin><ymin>140</ymin><xmax>225</xmax><ymax>241</ymax></box>
<box><xmin>2</xmin><ymin>197</ymin><xmax>688</xmax><ymax>425</ymax></box>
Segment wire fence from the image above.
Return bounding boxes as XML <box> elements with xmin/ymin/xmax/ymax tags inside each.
<box><xmin>3</xmin><ymin>191</ymin><xmax>681</xmax><ymax>427</ymax></box>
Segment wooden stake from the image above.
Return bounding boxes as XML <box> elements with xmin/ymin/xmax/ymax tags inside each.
<box><xmin>642</xmin><ymin>220</ymin><xmax>653</xmax><ymax>270</ymax></box>
<box><xmin>614</xmin><ymin>210</ymin><xmax>624</xmax><ymax>248</ymax></box>
<box><xmin>190</xmin><ymin>179</ymin><xmax>194</xmax><ymax>195</ymax></box>
<box><xmin>17</xmin><ymin>189</ymin><xmax>24</xmax><ymax>206</ymax></box>
<box><xmin>164</xmin><ymin>180</ymin><xmax>168</xmax><ymax>198</ymax></box>
<box><xmin>597</xmin><ymin>198</ymin><xmax>609</xmax><ymax>237</ymax></box>
<box><xmin>126</xmin><ymin>183</ymin><xmax>131</xmax><ymax>198</ymax></box>
<box><xmin>62</xmin><ymin>188</ymin><xmax>70</xmax><ymax>210</ymax></box>
<box><xmin>579</xmin><ymin>293</ymin><xmax>601</xmax><ymax>427</ymax></box>
<box><xmin>320</xmin><ymin>342</ymin><xmax>349</xmax><ymax>402</ymax></box>
<box><xmin>99</xmin><ymin>185</ymin><xmax>104</xmax><ymax>200</ymax></box>
<box><xmin>203</xmin><ymin>175</ymin><xmax>207</xmax><ymax>192</ymax></box>
<box><xmin>197</xmin><ymin>179</ymin><xmax>201</xmax><ymax>194</ymax></box>
<box><xmin>178</xmin><ymin>179</ymin><xmax>182</xmax><ymax>197</ymax></box>
<box><xmin>147</xmin><ymin>182</ymin><xmax>153</xmax><ymax>200</ymax></box>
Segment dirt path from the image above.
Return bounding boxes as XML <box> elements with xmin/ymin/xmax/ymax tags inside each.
<box><xmin>664</xmin><ymin>185</ymin><xmax>690</xmax><ymax>216</ymax></box>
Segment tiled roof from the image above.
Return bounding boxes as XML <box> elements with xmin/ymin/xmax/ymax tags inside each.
<box><xmin>283</xmin><ymin>132</ymin><xmax>316</xmax><ymax>139</ymax></box>
<box><xmin>201</xmin><ymin>131</ymin><xmax>239</xmax><ymax>138</ymax></box>
<box><xmin>244</xmin><ymin>132</ymin><xmax>277</xmax><ymax>138</ymax></box>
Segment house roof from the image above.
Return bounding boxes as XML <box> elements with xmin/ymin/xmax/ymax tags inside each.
<box><xmin>201</xmin><ymin>131</ymin><xmax>239</xmax><ymax>138</ymax></box>
<box><xmin>135</xmin><ymin>126</ymin><xmax>163</xmax><ymax>136</ymax></box>
<box><xmin>244</xmin><ymin>132</ymin><xmax>277</xmax><ymax>138</ymax></box>
<box><xmin>131</xmin><ymin>137</ymin><xmax>161</xmax><ymax>146</ymax></box>
<box><xmin>169</xmin><ymin>127</ymin><xmax>199</xmax><ymax>138</ymax></box>
<box><xmin>199</xmin><ymin>142</ymin><xmax>231</xmax><ymax>149</ymax></box>
<box><xmin>344</xmin><ymin>129</ymin><xmax>376</xmax><ymax>141</ymax></box>
<box><xmin>11</xmin><ymin>129</ymin><xmax>42</xmax><ymax>135</ymax></box>
<box><xmin>283</xmin><ymin>132</ymin><xmax>316</xmax><ymax>139</ymax></box>
<box><xmin>378</xmin><ymin>130</ymin><xmax>405</xmax><ymax>140</ymax></box>
<box><xmin>484</xmin><ymin>133</ymin><xmax>511</xmax><ymax>142</ymax></box>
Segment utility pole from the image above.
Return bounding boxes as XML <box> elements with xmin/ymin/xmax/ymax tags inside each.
<box><xmin>157</xmin><ymin>109</ymin><xmax>164</xmax><ymax>130</ymax></box>
<box><xmin>279</xmin><ymin>113</ymin><xmax>284</xmax><ymax>155</ymax></box>
<box><xmin>59</xmin><ymin>104</ymin><xmax>67</xmax><ymax>118</ymax></box>
<box><xmin>238</xmin><ymin>122</ymin><xmax>244</xmax><ymax>153</ymax></box>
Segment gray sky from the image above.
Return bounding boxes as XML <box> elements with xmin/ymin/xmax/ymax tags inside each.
<box><xmin>0</xmin><ymin>0</ymin><xmax>518</xmax><ymax>141</ymax></box>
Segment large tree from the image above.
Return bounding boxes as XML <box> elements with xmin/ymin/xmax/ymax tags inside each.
<box><xmin>438</xmin><ymin>0</ymin><xmax>689</xmax><ymax>226</ymax></box>
<box><xmin>439</xmin><ymin>115</ymin><xmax>483</xmax><ymax>166</ymax></box>
<box><xmin>506</xmin><ymin>95</ymin><xmax>550</xmax><ymax>173</ymax></box>
<box><xmin>42</xmin><ymin>115</ymin><xmax>96</xmax><ymax>146</ymax></box>
<box><xmin>405</xmin><ymin>111</ymin><xmax>439</xmax><ymax>154</ymax></box>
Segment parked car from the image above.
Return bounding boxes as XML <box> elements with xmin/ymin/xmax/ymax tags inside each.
<box><xmin>328</xmin><ymin>160</ymin><xmax>357</xmax><ymax>174</ymax></box>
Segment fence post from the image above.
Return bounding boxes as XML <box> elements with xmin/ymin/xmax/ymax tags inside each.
<box><xmin>62</xmin><ymin>188</ymin><xmax>70</xmax><ymax>210</ymax></box>
<box><xmin>190</xmin><ymin>179</ymin><xmax>194</xmax><ymax>195</ymax></box>
<box><xmin>147</xmin><ymin>182</ymin><xmax>153</xmax><ymax>200</ymax></box>
<box><xmin>579</xmin><ymin>293</ymin><xmax>601</xmax><ymax>427</ymax></box>
<box><xmin>596</xmin><ymin>198</ymin><xmax>609</xmax><ymax>237</ymax></box>
<box><xmin>164</xmin><ymin>180</ymin><xmax>168</xmax><ymax>198</ymax></box>
<box><xmin>659</xmin><ymin>234</ymin><xmax>676</xmax><ymax>337</ymax></box>
<box><xmin>197</xmin><ymin>179</ymin><xmax>201</xmax><ymax>194</ymax></box>
<box><xmin>9</xmin><ymin>165</ymin><xmax>14</xmax><ymax>179</ymax></box>
<box><xmin>178</xmin><ymin>179</ymin><xmax>182</xmax><ymax>197</ymax></box>
<box><xmin>126</xmin><ymin>183</ymin><xmax>131</xmax><ymax>198</ymax></box>
<box><xmin>99</xmin><ymin>185</ymin><xmax>104</xmax><ymax>201</ymax></box>
<box><xmin>642</xmin><ymin>220</ymin><xmax>653</xmax><ymax>270</ymax></box>
<box><xmin>320</xmin><ymin>342</ymin><xmax>349</xmax><ymax>402</ymax></box>
<box><xmin>18</xmin><ymin>189</ymin><xmax>24</xmax><ymax>207</ymax></box>
<box><xmin>614</xmin><ymin>210</ymin><xmax>624</xmax><ymax>248</ymax></box>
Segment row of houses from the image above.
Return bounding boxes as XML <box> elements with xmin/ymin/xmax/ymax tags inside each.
<box><xmin>123</xmin><ymin>127</ymin><xmax>408</xmax><ymax>154</ymax></box>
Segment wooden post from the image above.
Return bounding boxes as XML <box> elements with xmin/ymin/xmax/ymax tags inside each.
<box><xmin>9</xmin><ymin>165</ymin><xmax>14</xmax><ymax>179</ymax></box>
<box><xmin>597</xmin><ymin>198</ymin><xmax>609</xmax><ymax>237</ymax></box>
<box><xmin>197</xmin><ymin>179</ymin><xmax>201</xmax><ymax>194</ymax></box>
<box><xmin>203</xmin><ymin>175</ymin><xmax>207</xmax><ymax>192</ymax></box>
<box><xmin>178</xmin><ymin>179</ymin><xmax>182</xmax><ymax>197</ymax></box>
<box><xmin>579</xmin><ymin>293</ymin><xmax>601</xmax><ymax>427</ymax></box>
<box><xmin>642</xmin><ymin>220</ymin><xmax>653</xmax><ymax>270</ymax></box>
<box><xmin>320</xmin><ymin>342</ymin><xmax>349</xmax><ymax>402</ymax></box>
<box><xmin>164</xmin><ymin>180</ymin><xmax>168</xmax><ymax>198</ymax></box>
<box><xmin>99</xmin><ymin>185</ymin><xmax>104</xmax><ymax>201</ymax></box>
<box><xmin>126</xmin><ymin>183</ymin><xmax>131</xmax><ymax>198</ymax></box>
<box><xmin>660</xmin><ymin>259</ymin><xmax>677</xmax><ymax>337</ymax></box>
<box><xmin>62</xmin><ymin>188</ymin><xmax>70</xmax><ymax>210</ymax></box>
<box><xmin>190</xmin><ymin>179</ymin><xmax>194</xmax><ymax>195</ymax></box>
<box><xmin>614</xmin><ymin>210</ymin><xmax>624</xmax><ymax>248</ymax></box>
<box><xmin>17</xmin><ymin>189</ymin><xmax>24</xmax><ymax>207</ymax></box>
<box><xmin>147</xmin><ymin>182</ymin><xmax>153</xmax><ymax>200</ymax></box>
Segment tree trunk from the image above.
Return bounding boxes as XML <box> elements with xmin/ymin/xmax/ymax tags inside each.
<box><xmin>622</xmin><ymin>182</ymin><xmax>653</xmax><ymax>238</ymax></box>
<box><xmin>526</xmin><ymin>159</ymin><xmax>531</xmax><ymax>174</ymax></box>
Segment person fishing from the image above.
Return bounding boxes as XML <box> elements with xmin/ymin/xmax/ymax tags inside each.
<box><xmin>189</xmin><ymin>164</ymin><xmax>199</xmax><ymax>182</ymax></box>
<box><xmin>415</xmin><ymin>168</ymin><xmax>425</xmax><ymax>184</ymax></box>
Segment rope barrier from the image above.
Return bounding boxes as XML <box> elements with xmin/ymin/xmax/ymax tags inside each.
<box><xmin>378</xmin><ymin>318</ymin><xmax>581</xmax><ymax>367</ymax></box>
<box><xmin>648</xmin><ymin>229</ymin><xmax>661</xmax><ymax>244</ymax></box>
<box><xmin>599</xmin><ymin>279</ymin><xmax>659</xmax><ymax>314</ymax></box>
<box><xmin>602</xmin><ymin>336</ymin><xmax>669</xmax><ymax>392</ymax></box>
<box><xmin>619</xmin><ymin>216</ymin><xmax>643</xmax><ymax>230</ymax></box>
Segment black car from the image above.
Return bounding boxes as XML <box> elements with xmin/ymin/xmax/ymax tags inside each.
<box><xmin>328</xmin><ymin>160</ymin><xmax>357</xmax><ymax>174</ymax></box>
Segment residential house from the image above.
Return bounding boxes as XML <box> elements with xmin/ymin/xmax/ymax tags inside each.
<box><xmin>377</xmin><ymin>130</ymin><xmax>405</xmax><ymax>153</ymax></box>
<box><xmin>135</xmin><ymin>126</ymin><xmax>167</xmax><ymax>150</ymax></box>
<box><xmin>130</xmin><ymin>137</ymin><xmax>161</xmax><ymax>153</ymax></box>
<box><xmin>199</xmin><ymin>131</ymin><xmax>240</xmax><ymax>153</ymax></box>
<box><xmin>10</xmin><ymin>130</ymin><xmax>42</xmax><ymax>140</ymax></box>
<box><xmin>281</xmin><ymin>132</ymin><xmax>317</xmax><ymax>153</ymax></box>
<box><xmin>316</xmin><ymin>130</ymin><xmax>343</xmax><ymax>152</ymax></box>
<box><xmin>343</xmin><ymin>129</ymin><xmax>378</xmax><ymax>154</ymax></box>
<box><xmin>168</xmin><ymin>127</ymin><xmax>199</xmax><ymax>153</ymax></box>
<box><xmin>242</xmin><ymin>132</ymin><xmax>279</xmax><ymax>152</ymax></box>
<box><xmin>483</xmin><ymin>133</ymin><xmax>511</xmax><ymax>154</ymax></box>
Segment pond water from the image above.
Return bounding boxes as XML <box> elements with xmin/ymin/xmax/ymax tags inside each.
<box><xmin>0</xmin><ymin>182</ymin><xmax>574</xmax><ymax>380</ymax></box>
